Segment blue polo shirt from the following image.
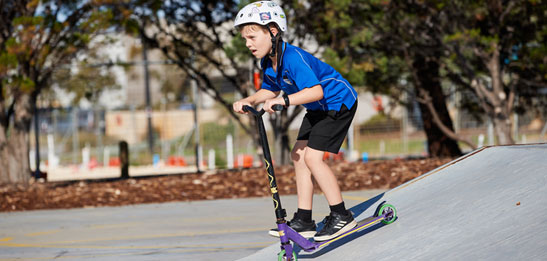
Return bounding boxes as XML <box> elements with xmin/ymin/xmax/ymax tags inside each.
<box><xmin>260</xmin><ymin>42</ymin><xmax>357</xmax><ymax>111</ymax></box>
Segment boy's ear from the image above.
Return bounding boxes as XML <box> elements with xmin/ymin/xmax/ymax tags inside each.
<box><xmin>269</xmin><ymin>26</ymin><xmax>279</xmax><ymax>37</ymax></box>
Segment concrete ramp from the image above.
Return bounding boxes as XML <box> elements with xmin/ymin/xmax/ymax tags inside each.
<box><xmin>239</xmin><ymin>144</ymin><xmax>547</xmax><ymax>260</ymax></box>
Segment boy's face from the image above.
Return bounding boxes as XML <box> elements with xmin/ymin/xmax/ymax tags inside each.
<box><xmin>241</xmin><ymin>25</ymin><xmax>272</xmax><ymax>59</ymax></box>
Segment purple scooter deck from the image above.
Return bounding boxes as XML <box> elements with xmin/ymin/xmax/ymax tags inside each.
<box><xmin>277</xmin><ymin>208</ymin><xmax>395</xmax><ymax>260</ymax></box>
<box><xmin>312</xmin><ymin>215</ymin><xmax>386</xmax><ymax>250</ymax></box>
<box><xmin>283</xmin><ymin>212</ymin><xmax>390</xmax><ymax>254</ymax></box>
<box><xmin>304</xmin><ymin>214</ymin><xmax>387</xmax><ymax>251</ymax></box>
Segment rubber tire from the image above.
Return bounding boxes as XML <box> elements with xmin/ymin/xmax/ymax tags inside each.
<box><xmin>377</xmin><ymin>204</ymin><xmax>397</xmax><ymax>224</ymax></box>
<box><xmin>278</xmin><ymin>249</ymin><xmax>297</xmax><ymax>261</ymax></box>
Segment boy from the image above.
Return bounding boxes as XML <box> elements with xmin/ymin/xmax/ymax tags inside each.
<box><xmin>232</xmin><ymin>1</ymin><xmax>358</xmax><ymax>241</ymax></box>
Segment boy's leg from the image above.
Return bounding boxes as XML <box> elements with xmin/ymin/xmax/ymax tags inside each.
<box><xmin>292</xmin><ymin>140</ymin><xmax>314</xmax><ymax>210</ymax></box>
<box><xmin>304</xmin><ymin>146</ymin><xmax>357</xmax><ymax>241</ymax></box>
<box><xmin>268</xmin><ymin>140</ymin><xmax>317</xmax><ymax>238</ymax></box>
<box><xmin>303</xmin><ymin>147</ymin><xmax>343</xmax><ymax>205</ymax></box>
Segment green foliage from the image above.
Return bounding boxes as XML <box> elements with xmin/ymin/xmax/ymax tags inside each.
<box><xmin>323</xmin><ymin>0</ymin><xmax>352</xmax><ymax>30</ymax></box>
<box><xmin>360</xmin><ymin>113</ymin><xmax>401</xmax><ymax>133</ymax></box>
<box><xmin>52</xmin><ymin>63</ymin><xmax>120</xmax><ymax>105</ymax></box>
<box><xmin>201</xmin><ymin>121</ymin><xmax>235</xmax><ymax>147</ymax></box>
<box><xmin>18</xmin><ymin>76</ymin><xmax>36</xmax><ymax>93</ymax></box>
<box><xmin>0</xmin><ymin>52</ymin><xmax>18</xmax><ymax>74</ymax></box>
<box><xmin>289</xmin><ymin>0</ymin><xmax>547</xmax><ymax>150</ymax></box>
<box><xmin>292</xmin><ymin>0</ymin><xmax>547</xmax><ymax>110</ymax></box>
<box><xmin>362</xmin><ymin>113</ymin><xmax>390</xmax><ymax>125</ymax></box>
<box><xmin>0</xmin><ymin>1</ymin><xmax>117</xmax><ymax>181</ymax></box>
<box><xmin>224</xmin><ymin>34</ymin><xmax>252</xmax><ymax>63</ymax></box>
<box><xmin>1</xmin><ymin>1</ymin><xmax>112</xmax><ymax>94</ymax></box>
<box><xmin>215</xmin><ymin>152</ymin><xmax>227</xmax><ymax>168</ymax></box>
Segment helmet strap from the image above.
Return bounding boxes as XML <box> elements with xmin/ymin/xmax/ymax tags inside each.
<box><xmin>267</xmin><ymin>24</ymin><xmax>277</xmax><ymax>58</ymax></box>
<box><xmin>276</xmin><ymin>38</ymin><xmax>284</xmax><ymax>70</ymax></box>
<box><xmin>266</xmin><ymin>24</ymin><xmax>284</xmax><ymax>72</ymax></box>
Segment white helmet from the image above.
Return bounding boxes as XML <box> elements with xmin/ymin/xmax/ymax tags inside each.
<box><xmin>234</xmin><ymin>1</ymin><xmax>287</xmax><ymax>32</ymax></box>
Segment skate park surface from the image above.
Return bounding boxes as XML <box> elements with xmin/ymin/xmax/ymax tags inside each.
<box><xmin>242</xmin><ymin>143</ymin><xmax>547</xmax><ymax>260</ymax></box>
<box><xmin>1</xmin><ymin>143</ymin><xmax>547</xmax><ymax>260</ymax></box>
<box><xmin>0</xmin><ymin>187</ymin><xmax>382</xmax><ymax>260</ymax></box>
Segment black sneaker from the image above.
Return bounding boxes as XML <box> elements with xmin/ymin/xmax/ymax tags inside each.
<box><xmin>268</xmin><ymin>213</ymin><xmax>317</xmax><ymax>238</ymax></box>
<box><xmin>313</xmin><ymin>211</ymin><xmax>357</xmax><ymax>241</ymax></box>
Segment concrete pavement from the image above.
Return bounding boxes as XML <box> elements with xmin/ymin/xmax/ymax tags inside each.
<box><xmin>241</xmin><ymin>144</ymin><xmax>547</xmax><ymax>260</ymax></box>
<box><xmin>0</xmin><ymin>187</ymin><xmax>383</xmax><ymax>260</ymax></box>
<box><xmin>3</xmin><ymin>143</ymin><xmax>546</xmax><ymax>260</ymax></box>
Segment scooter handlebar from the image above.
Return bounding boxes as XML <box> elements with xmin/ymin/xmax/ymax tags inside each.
<box><xmin>242</xmin><ymin>104</ymin><xmax>285</xmax><ymax>115</ymax></box>
<box><xmin>272</xmin><ymin>104</ymin><xmax>285</xmax><ymax>111</ymax></box>
<box><xmin>242</xmin><ymin>105</ymin><xmax>258</xmax><ymax>115</ymax></box>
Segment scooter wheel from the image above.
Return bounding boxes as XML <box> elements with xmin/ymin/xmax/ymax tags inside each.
<box><xmin>278</xmin><ymin>249</ymin><xmax>298</xmax><ymax>261</ymax></box>
<box><xmin>377</xmin><ymin>204</ymin><xmax>397</xmax><ymax>224</ymax></box>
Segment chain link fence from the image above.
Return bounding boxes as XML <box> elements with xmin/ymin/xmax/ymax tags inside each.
<box><xmin>354</xmin><ymin>110</ymin><xmax>546</xmax><ymax>159</ymax></box>
<box><xmin>31</xmin><ymin>105</ymin><xmax>546</xmax><ymax>181</ymax></box>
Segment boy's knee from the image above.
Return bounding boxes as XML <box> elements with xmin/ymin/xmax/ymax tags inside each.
<box><xmin>291</xmin><ymin>142</ymin><xmax>308</xmax><ymax>163</ymax></box>
<box><xmin>291</xmin><ymin>147</ymin><xmax>303</xmax><ymax>163</ymax></box>
<box><xmin>304</xmin><ymin>151</ymin><xmax>322</xmax><ymax>167</ymax></box>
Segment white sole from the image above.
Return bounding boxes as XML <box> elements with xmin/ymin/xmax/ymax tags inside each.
<box><xmin>268</xmin><ymin>230</ymin><xmax>316</xmax><ymax>239</ymax></box>
<box><xmin>313</xmin><ymin>220</ymin><xmax>358</xmax><ymax>242</ymax></box>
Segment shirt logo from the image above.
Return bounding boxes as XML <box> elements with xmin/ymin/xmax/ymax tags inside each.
<box><xmin>260</xmin><ymin>12</ymin><xmax>271</xmax><ymax>21</ymax></box>
<box><xmin>282</xmin><ymin>76</ymin><xmax>293</xmax><ymax>85</ymax></box>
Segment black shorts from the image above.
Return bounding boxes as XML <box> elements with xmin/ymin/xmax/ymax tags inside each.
<box><xmin>296</xmin><ymin>101</ymin><xmax>357</xmax><ymax>154</ymax></box>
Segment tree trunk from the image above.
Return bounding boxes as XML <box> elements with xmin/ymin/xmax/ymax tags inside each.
<box><xmin>274</xmin><ymin>131</ymin><xmax>291</xmax><ymax>165</ymax></box>
<box><xmin>493</xmin><ymin>116</ymin><xmax>514</xmax><ymax>145</ymax></box>
<box><xmin>414</xmin><ymin>56</ymin><xmax>463</xmax><ymax>157</ymax></box>
<box><xmin>0</xmin><ymin>94</ymin><xmax>33</xmax><ymax>184</ymax></box>
<box><xmin>485</xmin><ymin>47</ymin><xmax>515</xmax><ymax>145</ymax></box>
<box><xmin>271</xmin><ymin>109</ymin><xmax>291</xmax><ymax>165</ymax></box>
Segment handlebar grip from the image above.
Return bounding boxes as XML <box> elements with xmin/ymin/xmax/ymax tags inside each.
<box><xmin>242</xmin><ymin>105</ymin><xmax>251</xmax><ymax>112</ymax></box>
<box><xmin>272</xmin><ymin>104</ymin><xmax>285</xmax><ymax>111</ymax></box>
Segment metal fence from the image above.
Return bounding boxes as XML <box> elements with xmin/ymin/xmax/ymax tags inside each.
<box><xmin>354</xmin><ymin>110</ymin><xmax>546</xmax><ymax>159</ymax></box>
<box><xmin>31</xmin><ymin>105</ymin><xmax>546</xmax><ymax>181</ymax></box>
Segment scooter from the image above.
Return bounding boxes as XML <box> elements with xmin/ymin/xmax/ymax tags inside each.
<box><xmin>243</xmin><ymin>105</ymin><xmax>397</xmax><ymax>261</ymax></box>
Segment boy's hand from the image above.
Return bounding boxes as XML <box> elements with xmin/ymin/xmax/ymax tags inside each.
<box><xmin>233</xmin><ymin>99</ymin><xmax>252</xmax><ymax>114</ymax></box>
<box><xmin>263</xmin><ymin>97</ymin><xmax>284</xmax><ymax>114</ymax></box>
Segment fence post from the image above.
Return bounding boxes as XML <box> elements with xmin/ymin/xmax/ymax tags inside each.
<box><xmin>226</xmin><ymin>134</ymin><xmax>234</xmax><ymax>169</ymax></box>
<box><xmin>208</xmin><ymin>149</ymin><xmax>215</xmax><ymax>170</ymax></box>
<box><xmin>120</xmin><ymin>141</ymin><xmax>129</xmax><ymax>178</ymax></box>
<box><xmin>347</xmin><ymin>121</ymin><xmax>354</xmax><ymax>161</ymax></box>
<box><xmin>487</xmin><ymin>119</ymin><xmax>494</xmax><ymax>145</ymax></box>
<box><xmin>72</xmin><ymin>108</ymin><xmax>79</xmax><ymax>165</ymax></box>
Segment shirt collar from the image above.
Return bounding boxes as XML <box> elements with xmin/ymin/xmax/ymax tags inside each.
<box><xmin>261</xmin><ymin>41</ymin><xmax>287</xmax><ymax>77</ymax></box>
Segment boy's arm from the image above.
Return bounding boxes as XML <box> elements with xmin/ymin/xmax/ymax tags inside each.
<box><xmin>233</xmin><ymin>89</ymin><xmax>279</xmax><ymax>113</ymax></box>
<box><xmin>248</xmin><ymin>89</ymin><xmax>280</xmax><ymax>105</ymax></box>
<box><xmin>263</xmin><ymin>85</ymin><xmax>323</xmax><ymax>113</ymax></box>
<box><xmin>285</xmin><ymin>85</ymin><xmax>323</xmax><ymax>105</ymax></box>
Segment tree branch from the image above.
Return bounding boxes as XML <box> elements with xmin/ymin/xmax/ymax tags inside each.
<box><xmin>416</xmin><ymin>89</ymin><xmax>477</xmax><ymax>149</ymax></box>
<box><xmin>149</xmin><ymin>26</ymin><xmax>242</xmax><ymax>92</ymax></box>
<box><xmin>471</xmin><ymin>78</ymin><xmax>494</xmax><ymax>115</ymax></box>
<box><xmin>500</xmin><ymin>0</ymin><xmax>517</xmax><ymax>25</ymax></box>
<box><xmin>403</xmin><ymin>44</ymin><xmax>476</xmax><ymax>149</ymax></box>
<box><xmin>164</xmin><ymin>46</ymin><xmax>252</xmax><ymax>136</ymax></box>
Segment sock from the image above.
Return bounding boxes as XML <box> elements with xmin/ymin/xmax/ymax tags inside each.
<box><xmin>296</xmin><ymin>208</ymin><xmax>312</xmax><ymax>223</ymax></box>
<box><xmin>329</xmin><ymin>202</ymin><xmax>348</xmax><ymax>216</ymax></box>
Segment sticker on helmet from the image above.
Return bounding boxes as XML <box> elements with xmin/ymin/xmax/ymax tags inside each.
<box><xmin>267</xmin><ymin>2</ymin><xmax>277</xmax><ymax>7</ymax></box>
<box><xmin>260</xmin><ymin>12</ymin><xmax>271</xmax><ymax>21</ymax></box>
<box><xmin>252</xmin><ymin>7</ymin><xmax>260</xmax><ymax>13</ymax></box>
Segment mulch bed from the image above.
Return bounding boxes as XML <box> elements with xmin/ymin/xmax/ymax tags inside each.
<box><xmin>0</xmin><ymin>158</ymin><xmax>452</xmax><ymax>212</ymax></box>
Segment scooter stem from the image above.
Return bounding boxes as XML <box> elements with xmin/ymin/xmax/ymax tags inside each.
<box><xmin>243</xmin><ymin>105</ymin><xmax>287</xmax><ymax>220</ymax></box>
